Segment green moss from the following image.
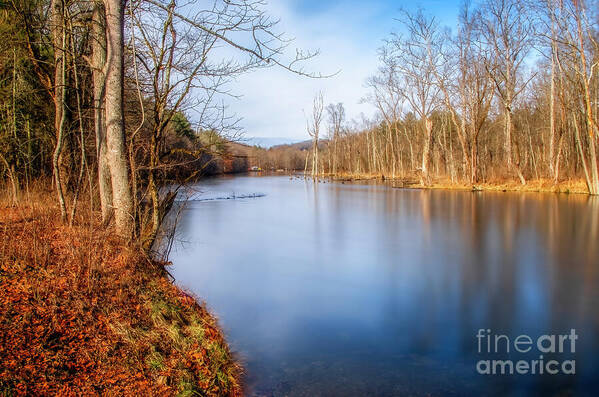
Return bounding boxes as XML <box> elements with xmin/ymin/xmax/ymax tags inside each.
<box><xmin>176</xmin><ymin>376</ymin><xmax>196</xmax><ymax>396</ymax></box>
<box><xmin>186</xmin><ymin>318</ymin><xmax>205</xmax><ymax>342</ymax></box>
<box><xmin>146</xmin><ymin>349</ymin><xmax>164</xmax><ymax>372</ymax></box>
<box><xmin>207</xmin><ymin>341</ymin><xmax>229</xmax><ymax>364</ymax></box>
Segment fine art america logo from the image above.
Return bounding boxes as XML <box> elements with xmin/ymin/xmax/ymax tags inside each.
<box><xmin>475</xmin><ymin>329</ymin><xmax>577</xmax><ymax>375</ymax></box>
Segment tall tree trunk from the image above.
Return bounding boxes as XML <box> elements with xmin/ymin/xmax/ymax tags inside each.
<box><xmin>470</xmin><ymin>124</ymin><xmax>479</xmax><ymax>184</ymax></box>
<box><xmin>104</xmin><ymin>0</ymin><xmax>133</xmax><ymax>236</ymax></box>
<box><xmin>313</xmin><ymin>139</ymin><xmax>319</xmax><ymax>177</ymax></box>
<box><xmin>0</xmin><ymin>155</ymin><xmax>18</xmax><ymax>205</ymax></box>
<box><xmin>92</xmin><ymin>1</ymin><xmax>113</xmax><ymax>223</ymax></box>
<box><xmin>460</xmin><ymin>117</ymin><xmax>471</xmax><ymax>182</ymax></box>
<box><xmin>403</xmin><ymin>126</ymin><xmax>415</xmax><ymax>171</ymax></box>
<box><xmin>573</xmin><ymin>115</ymin><xmax>593</xmax><ymax>193</ymax></box>
<box><xmin>504</xmin><ymin>105</ymin><xmax>513</xmax><ymax>170</ymax></box>
<box><xmin>147</xmin><ymin>126</ymin><xmax>160</xmax><ymax>247</ymax></box>
<box><xmin>333</xmin><ymin>135</ymin><xmax>338</xmax><ymax>175</ymax></box>
<box><xmin>554</xmin><ymin>133</ymin><xmax>563</xmax><ymax>184</ymax></box>
<box><xmin>304</xmin><ymin>150</ymin><xmax>309</xmax><ymax>175</ymax></box>
<box><xmin>549</xmin><ymin>44</ymin><xmax>556</xmax><ymax>179</ymax></box>
<box><xmin>51</xmin><ymin>0</ymin><xmax>67</xmax><ymax>220</ymax></box>
<box><xmin>421</xmin><ymin>118</ymin><xmax>433</xmax><ymax>186</ymax></box>
<box><xmin>68</xmin><ymin>18</ymin><xmax>88</xmax><ymax>226</ymax></box>
<box><xmin>573</xmin><ymin>0</ymin><xmax>599</xmax><ymax>194</ymax></box>
<box><xmin>587</xmin><ymin>134</ymin><xmax>599</xmax><ymax>195</ymax></box>
<box><xmin>505</xmin><ymin>105</ymin><xmax>526</xmax><ymax>185</ymax></box>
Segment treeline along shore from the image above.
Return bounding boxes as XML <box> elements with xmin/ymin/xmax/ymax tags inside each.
<box><xmin>250</xmin><ymin>0</ymin><xmax>599</xmax><ymax>195</ymax></box>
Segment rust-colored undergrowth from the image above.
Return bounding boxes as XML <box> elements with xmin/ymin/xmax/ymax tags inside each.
<box><xmin>0</xmin><ymin>197</ymin><xmax>241</xmax><ymax>396</ymax></box>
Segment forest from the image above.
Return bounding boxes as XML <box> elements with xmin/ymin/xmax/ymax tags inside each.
<box><xmin>255</xmin><ymin>0</ymin><xmax>599</xmax><ymax>195</ymax></box>
<box><xmin>0</xmin><ymin>0</ymin><xmax>318</xmax><ymax>245</ymax></box>
<box><xmin>0</xmin><ymin>1</ymin><xmax>314</xmax><ymax>394</ymax></box>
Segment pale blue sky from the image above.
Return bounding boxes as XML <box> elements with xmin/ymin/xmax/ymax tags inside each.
<box><xmin>223</xmin><ymin>0</ymin><xmax>464</xmax><ymax>142</ymax></box>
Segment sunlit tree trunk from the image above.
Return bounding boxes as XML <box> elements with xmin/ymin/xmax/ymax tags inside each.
<box><xmin>574</xmin><ymin>5</ymin><xmax>599</xmax><ymax>194</ymax></box>
<box><xmin>549</xmin><ymin>32</ymin><xmax>557</xmax><ymax>180</ymax></box>
<box><xmin>51</xmin><ymin>0</ymin><xmax>67</xmax><ymax>220</ymax></box>
<box><xmin>92</xmin><ymin>1</ymin><xmax>112</xmax><ymax>223</ymax></box>
<box><xmin>104</xmin><ymin>0</ymin><xmax>133</xmax><ymax>236</ymax></box>
<box><xmin>421</xmin><ymin>118</ymin><xmax>433</xmax><ymax>185</ymax></box>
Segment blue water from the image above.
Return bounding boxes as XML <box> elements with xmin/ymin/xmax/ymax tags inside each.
<box><xmin>169</xmin><ymin>175</ymin><xmax>599</xmax><ymax>396</ymax></box>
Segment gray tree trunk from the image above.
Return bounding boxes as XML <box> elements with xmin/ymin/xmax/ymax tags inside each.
<box><xmin>92</xmin><ymin>2</ymin><xmax>113</xmax><ymax>223</ymax></box>
<box><xmin>104</xmin><ymin>0</ymin><xmax>133</xmax><ymax>236</ymax></box>
<box><xmin>51</xmin><ymin>0</ymin><xmax>67</xmax><ymax>220</ymax></box>
<box><xmin>421</xmin><ymin>118</ymin><xmax>433</xmax><ymax>186</ymax></box>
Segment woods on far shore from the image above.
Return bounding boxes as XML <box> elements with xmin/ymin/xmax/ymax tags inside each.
<box><xmin>252</xmin><ymin>1</ymin><xmax>599</xmax><ymax>195</ymax></box>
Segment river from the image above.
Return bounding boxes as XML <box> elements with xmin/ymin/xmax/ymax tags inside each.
<box><xmin>168</xmin><ymin>174</ymin><xmax>599</xmax><ymax>396</ymax></box>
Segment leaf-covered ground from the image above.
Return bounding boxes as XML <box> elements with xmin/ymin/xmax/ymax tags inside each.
<box><xmin>0</xmin><ymin>203</ymin><xmax>242</xmax><ymax>396</ymax></box>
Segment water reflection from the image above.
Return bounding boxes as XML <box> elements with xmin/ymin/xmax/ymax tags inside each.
<box><xmin>169</xmin><ymin>176</ymin><xmax>599</xmax><ymax>396</ymax></box>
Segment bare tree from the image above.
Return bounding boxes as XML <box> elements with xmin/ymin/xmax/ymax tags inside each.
<box><xmin>90</xmin><ymin>0</ymin><xmax>112</xmax><ymax>223</ymax></box>
<box><xmin>104</xmin><ymin>0</ymin><xmax>134</xmax><ymax>237</ymax></box>
<box><xmin>326</xmin><ymin>102</ymin><xmax>345</xmax><ymax>175</ymax></box>
<box><xmin>306</xmin><ymin>92</ymin><xmax>324</xmax><ymax>178</ymax></box>
<box><xmin>95</xmin><ymin>0</ymin><xmax>326</xmax><ymax>238</ymax></box>
<box><xmin>386</xmin><ymin>9</ymin><xmax>442</xmax><ymax>185</ymax></box>
<box><xmin>477</xmin><ymin>0</ymin><xmax>535</xmax><ymax>185</ymax></box>
<box><xmin>451</xmin><ymin>3</ymin><xmax>494</xmax><ymax>183</ymax></box>
<box><xmin>129</xmin><ymin>0</ymin><xmax>236</xmax><ymax>247</ymax></box>
<box><xmin>365</xmin><ymin>56</ymin><xmax>405</xmax><ymax>177</ymax></box>
<box><xmin>51</xmin><ymin>0</ymin><xmax>68</xmax><ymax>220</ymax></box>
<box><xmin>549</xmin><ymin>0</ymin><xmax>599</xmax><ymax>193</ymax></box>
<box><xmin>571</xmin><ymin>0</ymin><xmax>599</xmax><ymax>194</ymax></box>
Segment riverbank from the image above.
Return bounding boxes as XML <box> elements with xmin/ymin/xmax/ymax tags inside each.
<box><xmin>0</xmin><ymin>194</ymin><xmax>241</xmax><ymax>395</ymax></box>
<box><xmin>321</xmin><ymin>173</ymin><xmax>590</xmax><ymax>195</ymax></box>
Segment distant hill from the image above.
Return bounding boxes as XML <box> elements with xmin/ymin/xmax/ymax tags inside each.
<box><xmin>226</xmin><ymin>140</ymin><xmax>253</xmax><ymax>155</ymax></box>
<box><xmin>271</xmin><ymin>139</ymin><xmax>328</xmax><ymax>151</ymax></box>
<box><xmin>243</xmin><ymin>137</ymin><xmax>305</xmax><ymax>148</ymax></box>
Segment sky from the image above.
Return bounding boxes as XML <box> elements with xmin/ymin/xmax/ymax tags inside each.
<box><xmin>219</xmin><ymin>0</ymin><xmax>462</xmax><ymax>143</ymax></box>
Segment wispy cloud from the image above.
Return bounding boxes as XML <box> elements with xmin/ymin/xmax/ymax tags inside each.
<box><xmin>215</xmin><ymin>0</ymin><xmax>459</xmax><ymax>141</ymax></box>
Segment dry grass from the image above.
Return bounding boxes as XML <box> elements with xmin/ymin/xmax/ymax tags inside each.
<box><xmin>323</xmin><ymin>172</ymin><xmax>589</xmax><ymax>195</ymax></box>
<box><xmin>0</xmin><ymin>192</ymin><xmax>242</xmax><ymax>396</ymax></box>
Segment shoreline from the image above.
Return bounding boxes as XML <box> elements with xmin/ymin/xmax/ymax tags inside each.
<box><xmin>308</xmin><ymin>173</ymin><xmax>591</xmax><ymax>195</ymax></box>
<box><xmin>0</xmin><ymin>198</ymin><xmax>242</xmax><ymax>396</ymax></box>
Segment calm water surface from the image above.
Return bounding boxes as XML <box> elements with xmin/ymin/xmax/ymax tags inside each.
<box><xmin>168</xmin><ymin>175</ymin><xmax>599</xmax><ymax>396</ymax></box>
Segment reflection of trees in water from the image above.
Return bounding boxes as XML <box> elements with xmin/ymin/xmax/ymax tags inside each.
<box><xmin>321</xmin><ymin>187</ymin><xmax>599</xmax><ymax>362</ymax></box>
<box><xmin>462</xmin><ymin>193</ymin><xmax>598</xmax><ymax>336</ymax></box>
<box><xmin>170</xmin><ymin>178</ymin><xmax>599</xmax><ymax>394</ymax></box>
